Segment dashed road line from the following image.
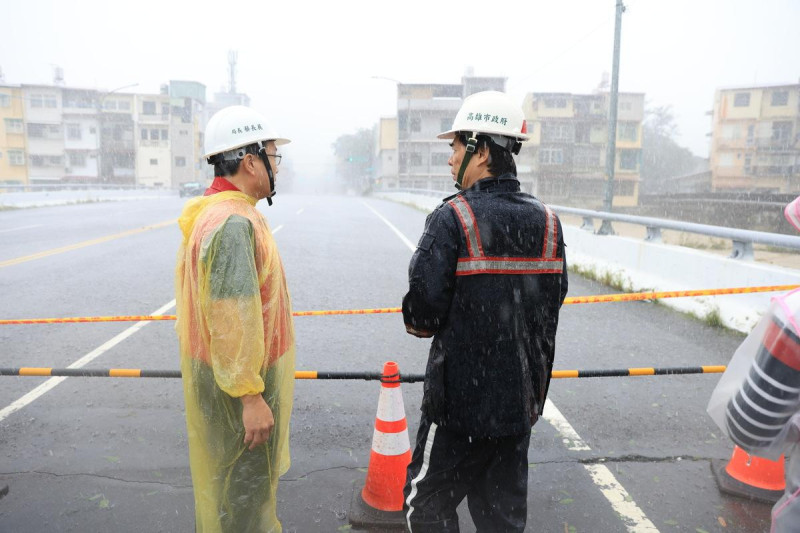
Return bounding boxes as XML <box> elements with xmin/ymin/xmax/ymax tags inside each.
<box><xmin>365</xmin><ymin>199</ymin><xmax>659</xmax><ymax>532</ymax></box>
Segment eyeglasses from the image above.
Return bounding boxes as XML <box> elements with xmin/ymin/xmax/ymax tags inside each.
<box><xmin>259</xmin><ymin>147</ymin><xmax>282</xmax><ymax>167</ymax></box>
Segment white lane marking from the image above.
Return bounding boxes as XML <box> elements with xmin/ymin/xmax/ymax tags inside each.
<box><xmin>296</xmin><ymin>208</ymin><xmax>304</xmax><ymax>215</ymax></box>
<box><xmin>0</xmin><ymin>299</ymin><xmax>176</xmax><ymax>423</ymax></box>
<box><xmin>0</xmin><ymin>224</ymin><xmax>44</xmax><ymax>234</ymax></box>
<box><xmin>361</xmin><ymin>201</ymin><xmax>416</xmax><ymax>252</ymax></box>
<box><xmin>584</xmin><ymin>464</ymin><xmax>660</xmax><ymax>532</ymax></box>
<box><xmin>370</xmin><ymin>200</ymin><xmax>659</xmax><ymax>532</ymax></box>
<box><xmin>543</xmin><ymin>399</ymin><xmax>591</xmax><ymax>451</ymax></box>
<box><xmin>272</xmin><ymin>224</ymin><xmax>284</xmax><ymax>234</ymax></box>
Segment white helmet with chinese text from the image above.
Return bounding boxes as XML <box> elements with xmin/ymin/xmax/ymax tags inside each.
<box><xmin>203</xmin><ymin>105</ymin><xmax>290</xmax><ymax>161</ymax></box>
<box><xmin>438</xmin><ymin>91</ymin><xmax>528</xmax><ymax>189</ymax></box>
<box><xmin>203</xmin><ymin>105</ymin><xmax>289</xmax><ymax>206</ymax></box>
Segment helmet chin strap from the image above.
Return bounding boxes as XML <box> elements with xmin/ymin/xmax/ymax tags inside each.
<box><xmin>455</xmin><ymin>133</ymin><xmax>478</xmax><ymax>190</ymax></box>
<box><xmin>257</xmin><ymin>149</ymin><xmax>276</xmax><ymax>206</ymax></box>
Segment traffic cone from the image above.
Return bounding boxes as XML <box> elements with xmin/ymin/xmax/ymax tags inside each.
<box><xmin>349</xmin><ymin>361</ymin><xmax>412</xmax><ymax>529</ymax></box>
<box><xmin>712</xmin><ymin>445</ymin><xmax>785</xmax><ymax>504</ymax></box>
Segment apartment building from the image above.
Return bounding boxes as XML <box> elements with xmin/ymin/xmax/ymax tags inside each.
<box><xmin>709</xmin><ymin>83</ymin><xmax>800</xmax><ymax>193</ymax></box>
<box><xmin>169</xmin><ymin>80</ymin><xmax>207</xmax><ymax>188</ymax></box>
<box><xmin>61</xmin><ymin>88</ymin><xmax>100</xmax><ymax>182</ymax></box>
<box><xmin>390</xmin><ymin>75</ymin><xmax>506</xmax><ymax>191</ymax></box>
<box><xmin>373</xmin><ymin>116</ymin><xmax>397</xmax><ymax>189</ymax></box>
<box><xmin>0</xmin><ymin>84</ymin><xmax>28</xmax><ymax>185</ymax></box>
<box><xmin>23</xmin><ymin>84</ymin><xmax>64</xmax><ymax>183</ymax></box>
<box><xmin>520</xmin><ymin>91</ymin><xmax>644</xmax><ymax>208</ymax></box>
<box><xmin>135</xmin><ymin>91</ymin><xmax>171</xmax><ymax>188</ymax></box>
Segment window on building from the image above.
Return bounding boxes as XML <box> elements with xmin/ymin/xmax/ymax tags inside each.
<box><xmin>771</xmin><ymin>91</ymin><xmax>789</xmax><ymax>106</ymax></box>
<box><xmin>619</xmin><ymin>149</ymin><xmax>639</xmax><ymax>170</ymax></box>
<box><xmin>0</xmin><ymin>93</ymin><xmax>10</xmax><ymax>107</ymax></box>
<box><xmin>410</xmin><ymin>117</ymin><xmax>421</xmax><ymax>132</ymax></box>
<box><xmin>575</xmin><ymin>124</ymin><xmax>591</xmax><ymax>143</ymax></box>
<box><xmin>118</xmin><ymin>100</ymin><xmax>130</xmax><ymax>111</ymax></box>
<box><xmin>9</xmin><ymin>150</ymin><xmax>25</xmax><ymax>166</ymax></box>
<box><xmin>542</xmin><ymin>122</ymin><xmax>572</xmax><ymax>142</ymax></box>
<box><xmin>30</xmin><ymin>94</ymin><xmax>43</xmax><ymax>108</ymax></box>
<box><xmin>175</xmin><ymin>156</ymin><xmax>186</xmax><ymax>167</ymax></box>
<box><xmin>44</xmin><ymin>95</ymin><xmax>58</xmax><ymax>108</ymax></box>
<box><xmin>161</xmin><ymin>103</ymin><xmax>170</xmax><ymax>116</ymax></box>
<box><xmin>161</xmin><ymin>129</ymin><xmax>168</xmax><ymax>140</ymax></box>
<box><xmin>180</xmin><ymin>130</ymin><xmax>188</xmax><ymax>135</ymax></box>
<box><xmin>539</xmin><ymin>148</ymin><xmax>564</xmax><ymax>165</ymax></box>
<box><xmin>617</xmin><ymin>122</ymin><xmax>638</xmax><ymax>142</ymax></box>
<box><xmin>27</xmin><ymin>123</ymin><xmax>46</xmax><ymax>138</ymax></box>
<box><xmin>543</xmin><ymin>97</ymin><xmax>567</xmax><ymax>108</ymax></box>
<box><xmin>90</xmin><ymin>127</ymin><xmax>96</xmax><ymax>134</ymax></box>
<box><xmin>4</xmin><ymin>118</ymin><xmax>23</xmax><ymax>134</ymax></box>
<box><xmin>574</xmin><ymin>148</ymin><xmax>601</xmax><ymax>169</ymax></box>
<box><xmin>151</xmin><ymin>129</ymin><xmax>160</xmax><ymax>140</ymax></box>
<box><xmin>150</xmin><ymin>158</ymin><xmax>158</xmax><ymax>165</ymax></box>
<box><xmin>431</xmin><ymin>152</ymin><xmax>450</xmax><ymax>166</ymax></box>
<box><xmin>441</xmin><ymin>118</ymin><xmax>453</xmax><ymax>132</ymax></box>
<box><xmin>618</xmin><ymin>101</ymin><xmax>633</xmax><ymax>111</ymax></box>
<box><xmin>67</xmin><ymin>123</ymin><xmax>82</xmax><ymax>140</ymax></box>
<box><xmin>772</xmin><ymin>121</ymin><xmax>792</xmax><ymax>143</ymax></box>
<box><xmin>69</xmin><ymin>153</ymin><xmax>87</xmax><ymax>167</ymax></box>
<box><xmin>746</xmin><ymin>125</ymin><xmax>755</xmax><ymax>144</ymax></box>
<box><xmin>141</xmin><ymin>129</ymin><xmax>148</xmax><ymax>140</ymax></box>
<box><xmin>142</xmin><ymin>101</ymin><xmax>156</xmax><ymax>115</ymax></box>
<box><xmin>409</xmin><ymin>153</ymin><xmax>422</xmax><ymax>167</ymax></box>
<box><xmin>733</xmin><ymin>92</ymin><xmax>750</xmax><ymax>107</ymax></box>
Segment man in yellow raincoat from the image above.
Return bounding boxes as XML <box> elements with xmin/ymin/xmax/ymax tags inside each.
<box><xmin>175</xmin><ymin>105</ymin><xmax>295</xmax><ymax>532</ymax></box>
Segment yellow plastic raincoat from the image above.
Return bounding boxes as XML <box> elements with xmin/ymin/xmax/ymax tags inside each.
<box><xmin>175</xmin><ymin>190</ymin><xmax>295</xmax><ymax>532</ymax></box>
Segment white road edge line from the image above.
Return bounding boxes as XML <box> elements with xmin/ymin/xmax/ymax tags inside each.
<box><xmin>0</xmin><ymin>299</ymin><xmax>176</xmax><ymax>423</ymax></box>
<box><xmin>0</xmin><ymin>224</ymin><xmax>44</xmax><ymax>234</ymax></box>
<box><xmin>361</xmin><ymin>201</ymin><xmax>416</xmax><ymax>252</ymax></box>
<box><xmin>366</xmin><ymin>200</ymin><xmax>659</xmax><ymax>532</ymax></box>
<box><xmin>296</xmin><ymin>208</ymin><xmax>304</xmax><ymax>215</ymax></box>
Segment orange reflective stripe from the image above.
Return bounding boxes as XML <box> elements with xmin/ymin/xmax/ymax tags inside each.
<box><xmin>448</xmin><ymin>196</ymin><xmax>483</xmax><ymax>257</ymax></box>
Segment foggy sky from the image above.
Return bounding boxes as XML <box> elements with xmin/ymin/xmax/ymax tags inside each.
<box><xmin>3</xmin><ymin>0</ymin><xmax>799</xmax><ymax>181</ymax></box>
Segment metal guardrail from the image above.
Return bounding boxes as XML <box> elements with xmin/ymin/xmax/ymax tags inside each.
<box><xmin>377</xmin><ymin>188</ymin><xmax>800</xmax><ymax>260</ymax></box>
<box><xmin>0</xmin><ymin>184</ymin><xmax>169</xmax><ymax>192</ymax></box>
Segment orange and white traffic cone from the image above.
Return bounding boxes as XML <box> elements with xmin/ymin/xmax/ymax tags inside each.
<box><xmin>712</xmin><ymin>445</ymin><xmax>785</xmax><ymax>503</ymax></box>
<box><xmin>349</xmin><ymin>361</ymin><xmax>412</xmax><ymax>529</ymax></box>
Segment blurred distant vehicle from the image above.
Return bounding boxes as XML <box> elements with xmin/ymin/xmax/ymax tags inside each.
<box><xmin>179</xmin><ymin>182</ymin><xmax>204</xmax><ymax>197</ymax></box>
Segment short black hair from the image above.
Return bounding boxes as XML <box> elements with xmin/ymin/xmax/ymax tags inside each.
<box><xmin>209</xmin><ymin>143</ymin><xmax>262</xmax><ymax>177</ymax></box>
<box><xmin>456</xmin><ymin>133</ymin><xmax>517</xmax><ymax>177</ymax></box>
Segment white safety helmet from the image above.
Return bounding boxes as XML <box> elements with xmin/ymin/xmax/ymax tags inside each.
<box><xmin>203</xmin><ymin>105</ymin><xmax>290</xmax><ymax>162</ymax></box>
<box><xmin>438</xmin><ymin>90</ymin><xmax>529</xmax><ymax>143</ymax></box>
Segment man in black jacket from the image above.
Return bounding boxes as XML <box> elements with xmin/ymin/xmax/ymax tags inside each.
<box><xmin>402</xmin><ymin>91</ymin><xmax>569</xmax><ymax>532</ymax></box>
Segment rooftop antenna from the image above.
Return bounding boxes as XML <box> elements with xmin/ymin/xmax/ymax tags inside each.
<box><xmin>228</xmin><ymin>50</ymin><xmax>238</xmax><ymax>94</ymax></box>
<box><xmin>53</xmin><ymin>65</ymin><xmax>64</xmax><ymax>86</ymax></box>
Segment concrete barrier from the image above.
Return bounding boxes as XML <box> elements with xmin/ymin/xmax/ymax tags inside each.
<box><xmin>373</xmin><ymin>191</ymin><xmax>800</xmax><ymax>333</ymax></box>
<box><xmin>0</xmin><ymin>189</ymin><xmax>177</xmax><ymax>208</ymax></box>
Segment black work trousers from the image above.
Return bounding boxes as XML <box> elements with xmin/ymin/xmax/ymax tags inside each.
<box><xmin>403</xmin><ymin>414</ymin><xmax>531</xmax><ymax>533</ymax></box>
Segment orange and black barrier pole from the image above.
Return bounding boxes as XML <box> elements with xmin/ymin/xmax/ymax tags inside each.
<box><xmin>0</xmin><ymin>365</ymin><xmax>728</xmax><ymax>381</ymax></box>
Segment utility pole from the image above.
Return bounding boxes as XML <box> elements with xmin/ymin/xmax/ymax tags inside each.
<box><xmin>598</xmin><ymin>0</ymin><xmax>625</xmax><ymax>235</ymax></box>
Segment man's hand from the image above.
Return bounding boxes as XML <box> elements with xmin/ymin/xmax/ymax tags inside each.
<box><xmin>405</xmin><ymin>324</ymin><xmax>434</xmax><ymax>338</ymax></box>
<box><xmin>241</xmin><ymin>393</ymin><xmax>274</xmax><ymax>451</ymax></box>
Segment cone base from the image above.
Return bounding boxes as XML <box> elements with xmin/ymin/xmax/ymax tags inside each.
<box><xmin>711</xmin><ymin>459</ymin><xmax>783</xmax><ymax>504</ymax></box>
<box><xmin>349</xmin><ymin>480</ymin><xmax>407</xmax><ymax>530</ymax></box>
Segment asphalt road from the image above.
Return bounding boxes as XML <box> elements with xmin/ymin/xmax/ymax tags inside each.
<box><xmin>0</xmin><ymin>194</ymin><xmax>774</xmax><ymax>532</ymax></box>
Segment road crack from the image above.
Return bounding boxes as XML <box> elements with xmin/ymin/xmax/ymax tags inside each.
<box><xmin>0</xmin><ymin>470</ymin><xmax>191</xmax><ymax>489</ymax></box>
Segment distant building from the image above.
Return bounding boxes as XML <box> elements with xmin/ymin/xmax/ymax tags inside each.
<box><xmin>0</xmin><ymin>84</ymin><xmax>29</xmax><ymax>185</ymax></box>
<box><xmin>98</xmin><ymin>90</ymin><xmax>136</xmax><ymax>184</ymax></box>
<box><xmin>22</xmin><ymin>84</ymin><xmax>65</xmax><ymax>184</ymax></box>
<box><xmin>519</xmin><ymin>91</ymin><xmax>644</xmax><ymax>208</ymax></box>
<box><xmin>135</xmin><ymin>89</ymin><xmax>171</xmax><ymax>188</ymax></box>
<box><xmin>61</xmin><ymin>87</ymin><xmax>100</xmax><ymax>182</ymax></box>
<box><xmin>168</xmin><ymin>80</ymin><xmax>207</xmax><ymax>189</ymax></box>
<box><xmin>384</xmin><ymin>74</ymin><xmax>506</xmax><ymax>191</ymax></box>
<box><xmin>709</xmin><ymin>83</ymin><xmax>800</xmax><ymax>193</ymax></box>
<box><xmin>374</xmin><ymin>117</ymin><xmax>397</xmax><ymax>189</ymax></box>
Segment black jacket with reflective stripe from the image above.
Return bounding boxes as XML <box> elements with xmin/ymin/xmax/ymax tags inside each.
<box><xmin>402</xmin><ymin>175</ymin><xmax>568</xmax><ymax>437</ymax></box>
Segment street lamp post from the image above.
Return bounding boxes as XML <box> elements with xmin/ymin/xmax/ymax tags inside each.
<box><xmin>96</xmin><ymin>83</ymin><xmax>138</xmax><ymax>185</ymax></box>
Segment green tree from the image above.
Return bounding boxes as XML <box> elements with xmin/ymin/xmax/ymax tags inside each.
<box><xmin>640</xmin><ymin>105</ymin><xmax>704</xmax><ymax>193</ymax></box>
